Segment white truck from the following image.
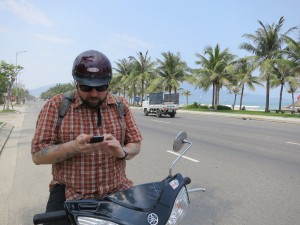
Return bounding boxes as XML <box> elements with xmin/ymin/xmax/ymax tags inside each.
<box><xmin>142</xmin><ymin>92</ymin><xmax>179</xmax><ymax>118</ymax></box>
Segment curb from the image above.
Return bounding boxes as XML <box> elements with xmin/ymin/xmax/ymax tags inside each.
<box><xmin>0</xmin><ymin>123</ymin><xmax>14</xmax><ymax>156</ymax></box>
<box><xmin>0</xmin><ymin>122</ymin><xmax>7</xmax><ymax>129</ymax></box>
<box><xmin>177</xmin><ymin>110</ymin><xmax>300</xmax><ymax>125</ymax></box>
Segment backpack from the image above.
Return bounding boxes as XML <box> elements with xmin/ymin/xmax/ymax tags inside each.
<box><xmin>55</xmin><ymin>90</ymin><xmax>126</xmax><ymax>146</ymax></box>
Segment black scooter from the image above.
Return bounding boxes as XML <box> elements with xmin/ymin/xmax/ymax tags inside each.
<box><xmin>33</xmin><ymin>131</ymin><xmax>205</xmax><ymax>225</ymax></box>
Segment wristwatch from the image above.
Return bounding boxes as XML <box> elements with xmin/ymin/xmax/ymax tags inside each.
<box><xmin>116</xmin><ymin>147</ymin><xmax>128</xmax><ymax>160</ymax></box>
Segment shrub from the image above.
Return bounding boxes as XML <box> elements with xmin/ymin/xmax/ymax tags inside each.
<box><xmin>199</xmin><ymin>104</ymin><xmax>209</xmax><ymax>109</ymax></box>
<box><xmin>209</xmin><ymin>105</ymin><xmax>232</xmax><ymax>110</ymax></box>
<box><xmin>192</xmin><ymin>102</ymin><xmax>199</xmax><ymax>108</ymax></box>
<box><xmin>185</xmin><ymin>102</ymin><xmax>199</xmax><ymax>109</ymax></box>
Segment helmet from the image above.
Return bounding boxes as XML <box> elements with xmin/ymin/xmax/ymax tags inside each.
<box><xmin>72</xmin><ymin>50</ymin><xmax>112</xmax><ymax>86</ymax></box>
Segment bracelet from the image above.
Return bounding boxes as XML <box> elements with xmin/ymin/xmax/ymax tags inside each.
<box><xmin>116</xmin><ymin>147</ymin><xmax>128</xmax><ymax>160</ymax></box>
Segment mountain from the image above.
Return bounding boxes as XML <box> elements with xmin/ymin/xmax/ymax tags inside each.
<box><xmin>29</xmin><ymin>84</ymin><xmax>56</xmax><ymax>97</ymax></box>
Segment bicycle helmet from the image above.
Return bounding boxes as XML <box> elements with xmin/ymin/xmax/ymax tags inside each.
<box><xmin>72</xmin><ymin>50</ymin><xmax>112</xmax><ymax>86</ymax></box>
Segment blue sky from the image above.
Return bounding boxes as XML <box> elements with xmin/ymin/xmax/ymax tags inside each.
<box><xmin>0</xmin><ymin>0</ymin><xmax>300</xmax><ymax>102</ymax></box>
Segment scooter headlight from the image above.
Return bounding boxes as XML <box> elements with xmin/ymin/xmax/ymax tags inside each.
<box><xmin>166</xmin><ymin>186</ymin><xmax>190</xmax><ymax>225</ymax></box>
<box><xmin>77</xmin><ymin>217</ymin><xmax>119</xmax><ymax>225</ymax></box>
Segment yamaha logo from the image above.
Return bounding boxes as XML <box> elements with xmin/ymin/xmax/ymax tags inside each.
<box><xmin>147</xmin><ymin>213</ymin><xmax>159</xmax><ymax>225</ymax></box>
<box><xmin>87</xmin><ymin>67</ymin><xmax>99</xmax><ymax>73</ymax></box>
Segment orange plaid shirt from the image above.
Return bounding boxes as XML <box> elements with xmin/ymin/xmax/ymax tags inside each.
<box><xmin>32</xmin><ymin>92</ymin><xmax>142</xmax><ymax>200</ymax></box>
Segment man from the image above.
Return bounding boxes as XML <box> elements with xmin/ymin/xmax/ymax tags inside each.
<box><xmin>31</xmin><ymin>50</ymin><xmax>142</xmax><ymax>225</ymax></box>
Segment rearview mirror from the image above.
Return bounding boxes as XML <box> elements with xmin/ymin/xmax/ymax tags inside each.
<box><xmin>173</xmin><ymin>131</ymin><xmax>187</xmax><ymax>152</ymax></box>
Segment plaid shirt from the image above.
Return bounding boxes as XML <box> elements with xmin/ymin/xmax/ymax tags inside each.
<box><xmin>32</xmin><ymin>91</ymin><xmax>142</xmax><ymax>200</ymax></box>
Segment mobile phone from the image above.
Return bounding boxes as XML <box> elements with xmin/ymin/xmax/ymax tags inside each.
<box><xmin>89</xmin><ymin>135</ymin><xmax>104</xmax><ymax>143</ymax></box>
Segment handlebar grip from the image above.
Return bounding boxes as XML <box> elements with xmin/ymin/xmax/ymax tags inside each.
<box><xmin>184</xmin><ymin>177</ymin><xmax>191</xmax><ymax>185</ymax></box>
<box><xmin>33</xmin><ymin>210</ymin><xmax>67</xmax><ymax>224</ymax></box>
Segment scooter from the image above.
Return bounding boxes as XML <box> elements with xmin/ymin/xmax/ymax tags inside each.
<box><xmin>33</xmin><ymin>131</ymin><xmax>205</xmax><ymax>225</ymax></box>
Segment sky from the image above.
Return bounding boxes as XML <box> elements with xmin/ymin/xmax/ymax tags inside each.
<box><xmin>0</xmin><ymin>0</ymin><xmax>300</xmax><ymax>103</ymax></box>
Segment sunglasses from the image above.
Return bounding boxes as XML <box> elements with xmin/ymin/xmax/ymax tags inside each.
<box><xmin>78</xmin><ymin>84</ymin><xmax>109</xmax><ymax>92</ymax></box>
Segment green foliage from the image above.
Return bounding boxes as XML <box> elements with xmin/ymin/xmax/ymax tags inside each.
<box><xmin>0</xmin><ymin>60</ymin><xmax>24</xmax><ymax>105</ymax></box>
<box><xmin>209</xmin><ymin>105</ymin><xmax>232</xmax><ymax>110</ymax></box>
<box><xmin>194</xmin><ymin>44</ymin><xmax>236</xmax><ymax>108</ymax></box>
<box><xmin>0</xmin><ymin>72</ymin><xmax>8</xmax><ymax>103</ymax></box>
<box><xmin>40</xmin><ymin>82</ymin><xmax>75</xmax><ymax>99</ymax></box>
<box><xmin>192</xmin><ymin>102</ymin><xmax>199</xmax><ymax>108</ymax></box>
<box><xmin>186</xmin><ymin>102</ymin><xmax>209</xmax><ymax>109</ymax></box>
<box><xmin>239</xmin><ymin>16</ymin><xmax>298</xmax><ymax>112</ymax></box>
<box><xmin>156</xmin><ymin>51</ymin><xmax>188</xmax><ymax>93</ymax></box>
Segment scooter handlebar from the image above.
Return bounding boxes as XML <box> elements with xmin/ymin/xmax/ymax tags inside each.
<box><xmin>33</xmin><ymin>210</ymin><xmax>67</xmax><ymax>224</ymax></box>
<box><xmin>184</xmin><ymin>177</ymin><xmax>191</xmax><ymax>185</ymax></box>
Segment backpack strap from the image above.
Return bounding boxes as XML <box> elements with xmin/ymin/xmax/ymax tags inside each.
<box><xmin>56</xmin><ymin>90</ymin><xmax>75</xmax><ymax>130</ymax></box>
<box><xmin>111</xmin><ymin>93</ymin><xmax>126</xmax><ymax>146</ymax></box>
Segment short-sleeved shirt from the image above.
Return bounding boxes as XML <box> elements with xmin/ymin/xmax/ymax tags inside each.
<box><xmin>32</xmin><ymin>91</ymin><xmax>142</xmax><ymax>200</ymax></box>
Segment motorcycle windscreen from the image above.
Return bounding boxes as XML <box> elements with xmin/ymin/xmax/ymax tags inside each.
<box><xmin>107</xmin><ymin>181</ymin><xmax>164</xmax><ymax>211</ymax></box>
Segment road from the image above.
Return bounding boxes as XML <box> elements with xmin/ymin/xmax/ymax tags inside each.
<box><xmin>131</xmin><ymin>107</ymin><xmax>300</xmax><ymax>225</ymax></box>
<box><xmin>1</xmin><ymin>100</ymin><xmax>300</xmax><ymax>225</ymax></box>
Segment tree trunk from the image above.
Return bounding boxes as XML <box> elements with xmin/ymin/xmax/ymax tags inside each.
<box><xmin>4</xmin><ymin>81</ymin><xmax>14</xmax><ymax>110</ymax></box>
<box><xmin>216</xmin><ymin>87</ymin><xmax>220</xmax><ymax>106</ymax></box>
<box><xmin>233</xmin><ymin>94</ymin><xmax>237</xmax><ymax>110</ymax></box>
<box><xmin>239</xmin><ymin>85</ymin><xmax>245</xmax><ymax>110</ymax></box>
<box><xmin>133</xmin><ymin>82</ymin><xmax>136</xmax><ymax>106</ymax></box>
<box><xmin>291</xmin><ymin>93</ymin><xmax>295</xmax><ymax>111</ymax></box>
<box><xmin>214</xmin><ymin>85</ymin><xmax>218</xmax><ymax>110</ymax></box>
<box><xmin>265</xmin><ymin>78</ymin><xmax>270</xmax><ymax>112</ymax></box>
<box><xmin>211</xmin><ymin>83</ymin><xmax>215</xmax><ymax>107</ymax></box>
<box><xmin>214</xmin><ymin>85</ymin><xmax>220</xmax><ymax>110</ymax></box>
<box><xmin>141</xmin><ymin>79</ymin><xmax>144</xmax><ymax>106</ymax></box>
<box><xmin>278</xmin><ymin>82</ymin><xmax>284</xmax><ymax>112</ymax></box>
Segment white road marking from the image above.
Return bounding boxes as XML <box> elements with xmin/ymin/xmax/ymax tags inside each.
<box><xmin>151</xmin><ymin>119</ymin><xmax>171</xmax><ymax>124</ymax></box>
<box><xmin>167</xmin><ymin>150</ymin><xmax>199</xmax><ymax>162</ymax></box>
<box><xmin>286</xmin><ymin>142</ymin><xmax>300</xmax><ymax>146</ymax></box>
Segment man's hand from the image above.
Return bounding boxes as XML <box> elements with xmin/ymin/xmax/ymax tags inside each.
<box><xmin>32</xmin><ymin>133</ymin><xmax>141</xmax><ymax>165</ymax></box>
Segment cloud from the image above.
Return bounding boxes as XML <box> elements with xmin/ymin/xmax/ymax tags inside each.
<box><xmin>1</xmin><ymin>0</ymin><xmax>53</xmax><ymax>27</ymax></box>
<box><xmin>34</xmin><ymin>33</ymin><xmax>74</xmax><ymax>44</ymax></box>
<box><xmin>109</xmin><ymin>33</ymin><xmax>153</xmax><ymax>50</ymax></box>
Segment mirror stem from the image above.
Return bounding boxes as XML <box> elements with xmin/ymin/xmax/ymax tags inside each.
<box><xmin>168</xmin><ymin>140</ymin><xmax>192</xmax><ymax>177</ymax></box>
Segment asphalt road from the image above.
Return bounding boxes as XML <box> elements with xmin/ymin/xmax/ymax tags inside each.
<box><xmin>128</xmin><ymin>108</ymin><xmax>300</xmax><ymax>225</ymax></box>
<box><xmin>1</xmin><ymin>100</ymin><xmax>300</xmax><ymax>225</ymax></box>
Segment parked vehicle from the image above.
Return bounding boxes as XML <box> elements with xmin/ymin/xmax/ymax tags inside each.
<box><xmin>142</xmin><ymin>92</ymin><xmax>179</xmax><ymax>118</ymax></box>
<box><xmin>33</xmin><ymin>131</ymin><xmax>204</xmax><ymax>225</ymax></box>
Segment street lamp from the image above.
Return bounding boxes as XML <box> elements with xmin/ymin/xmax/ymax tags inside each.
<box><xmin>15</xmin><ymin>50</ymin><xmax>27</xmax><ymax>104</ymax></box>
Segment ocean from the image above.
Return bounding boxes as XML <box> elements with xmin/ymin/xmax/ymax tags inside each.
<box><xmin>179</xmin><ymin>82</ymin><xmax>297</xmax><ymax>111</ymax></box>
<box><xmin>179</xmin><ymin>89</ymin><xmax>294</xmax><ymax>111</ymax></box>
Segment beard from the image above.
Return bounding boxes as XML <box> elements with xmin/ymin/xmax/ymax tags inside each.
<box><xmin>79</xmin><ymin>93</ymin><xmax>107</xmax><ymax>109</ymax></box>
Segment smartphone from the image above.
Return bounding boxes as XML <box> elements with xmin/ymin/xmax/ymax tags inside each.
<box><xmin>89</xmin><ymin>135</ymin><xmax>104</xmax><ymax>143</ymax></box>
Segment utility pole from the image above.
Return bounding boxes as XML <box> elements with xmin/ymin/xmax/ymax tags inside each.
<box><xmin>15</xmin><ymin>50</ymin><xmax>27</xmax><ymax>104</ymax></box>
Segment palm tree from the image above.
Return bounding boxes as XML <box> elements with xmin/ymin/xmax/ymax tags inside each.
<box><xmin>233</xmin><ymin>58</ymin><xmax>263</xmax><ymax>109</ymax></box>
<box><xmin>286</xmin><ymin>81</ymin><xmax>299</xmax><ymax>110</ymax></box>
<box><xmin>265</xmin><ymin>58</ymin><xmax>298</xmax><ymax>111</ymax></box>
<box><xmin>194</xmin><ymin>44</ymin><xmax>236</xmax><ymax>109</ymax></box>
<box><xmin>113</xmin><ymin>58</ymin><xmax>133</xmax><ymax>97</ymax></box>
<box><xmin>227</xmin><ymin>86</ymin><xmax>240</xmax><ymax>110</ymax></box>
<box><xmin>181</xmin><ymin>89</ymin><xmax>192</xmax><ymax>106</ymax></box>
<box><xmin>281</xmin><ymin>35</ymin><xmax>300</xmax><ymax>110</ymax></box>
<box><xmin>240</xmin><ymin>16</ymin><xmax>297</xmax><ymax>112</ymax></box>
<box><xmin>128</xmin><ymin>51</ymin><xmax>156</xmax><ymax>105</ymax></box>
<box><xmin>282</xmin><ymin>35</ymin><xmax>300</xmax><ymax>73</ymax></box>
<box><xmin>151</xmin><ymin>51</ymin><xmax>188</xmax><ymax>94</ymax></box>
